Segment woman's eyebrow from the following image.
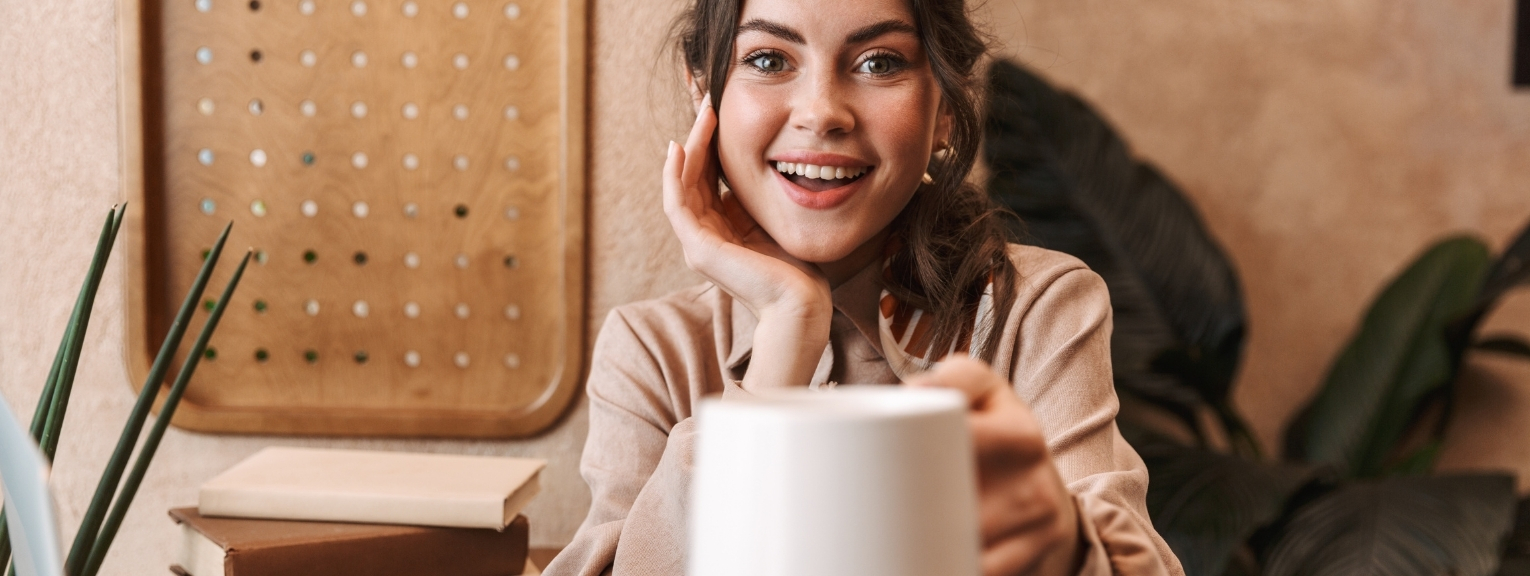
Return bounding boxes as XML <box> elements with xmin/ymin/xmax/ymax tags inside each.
<box><xmin>845</xmin><ymin>20</ymin><xmax>916</xmax><ymax>44</ymax></box>
<box><xmin>737</xmin><ymin>19</ymin><xmax>806</xmax><ymax>44</ymax></box>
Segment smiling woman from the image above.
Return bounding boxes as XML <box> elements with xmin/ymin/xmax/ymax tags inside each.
<box><xmin>543</xmin><ymin>0</ymin><xmax>1184</xmax><ymax>574</ymax></box>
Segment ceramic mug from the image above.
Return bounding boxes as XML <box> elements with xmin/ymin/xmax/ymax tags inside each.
<box><xmin>689</xmin><ymin>386</ymin><xmax>980</xmax><ymax>576</ymax></box>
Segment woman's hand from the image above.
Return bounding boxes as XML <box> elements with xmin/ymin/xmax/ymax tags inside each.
<box><xmin>663</xmin><ymin>97</ymin><xmax>832</xmax><ymax>390</ymax></box>
<box><xmin>908</xmin><ymin>356</ymin><xmax>1083</xmax><ymax>576</ymax></box>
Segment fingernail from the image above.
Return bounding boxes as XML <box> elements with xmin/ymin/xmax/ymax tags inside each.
<box><xmin>700</xmin><ymin>93</ymin><xmax>712</xmax><ymax>109</ymax></box>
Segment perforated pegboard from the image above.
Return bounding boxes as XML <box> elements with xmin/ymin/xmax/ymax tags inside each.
<box><xmin>117</xmin><ymin>0</ymin><xmax>585</xmax><ymax>436</ymax></box>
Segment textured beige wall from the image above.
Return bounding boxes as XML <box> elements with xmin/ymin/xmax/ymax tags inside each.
<box><xmin>3</xmin><ymin>0</ymin><xmax>1530</xmax><ymax>574</ymax></box>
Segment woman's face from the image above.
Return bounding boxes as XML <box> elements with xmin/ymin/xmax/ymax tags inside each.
<box><xmin>714</xmin><ymin>0</ymin><xmax>950</xmax><ymax>265</ymax></box>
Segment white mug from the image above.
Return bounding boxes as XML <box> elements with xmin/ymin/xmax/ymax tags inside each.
<box><xmin>689</xmin><ymin>386</ymin><xmax>980</xmax><ymax>576</ymax></box>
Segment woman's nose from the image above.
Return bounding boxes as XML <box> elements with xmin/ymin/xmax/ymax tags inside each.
<box><xmin>791</xmin><ymin>70</ymin><xmax>855</xmax><ymax>137</ymax></box>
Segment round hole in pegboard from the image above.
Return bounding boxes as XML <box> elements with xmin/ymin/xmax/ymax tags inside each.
<box><xmin>302</xmin><ymin>151</ymin><xmax>316</xmax><ymax>165</ymax></box>
<box><xmin>298</xmin><ymin>0</ymin><xmax>314</xmax><ymax>14</ymax></box>
<box><xmin>454</xmin><ymin>303</ymin><xmax>470</xmax><ymax>319</ymax></box>
<box><xmin>250</xmin><ymin>199</ymin><xmax>268</xmax><ymax>216</ymax></box>
<box><xmin>454</xmin><ymin>352</ymin><xmax>470</xmax><ymax>368</ymax></box>
<box><xmin>200</xmin><ymin>198</ymin><xmax>216</xmax><ymax>215</ymax></box>
<box><xmin>453</xmin><ymin>204</ymin><xmax>469</xmax><ymax>218</ymax></box>
<box><xmin>503</xmin><ymin>255</ymin><xmax>518</xmax><ymax>269</ymax></box>
<box><xmin>351</xmin><ymin>51</ymin><xmax>368</xmax><ymax>68</ymax></box>
<box><xmin>300</xmin><ymin>99</ymin><xmax>317</xmax><ymax>116</ymax></box>
<box><xmin>195</xmin><ymin>0</ymin><xmax>212</xmax><ymax>12</ymax></box>
<box><xmin>352</xmin><ymin>201</ymin><xmax>369</xmax><ymax>218</ymax></box>
<box><xmin>403</xmin><ymin>301</ymin><xmax>421</xmax><ymax>318</ymax></box>
<box><xmin>503</xmin><ymin>54</ymin><xmax>520</xmax><ymax>70</ymax></box>
<box><xmin>203</xmin><ymin>347</ymin><xmax>218</xmax><ymax>360</ymax></box>
<box><xmin>253</xmin><ymin>250</ymin><xmax>269</xmax><ymax>264</ymax></box>
<box><xmin>253</xmin><ymin>299</ymin><xmax>268</xmax><ymax>313</ymax></box>
<box><xmin>504</xmin><ymin>156</ymin><xmax>521</xmax><ymax>171</ymax></box>
<box><xmin>301</xmin><ymin>199</ymin><xmax>318</xmax><ymax>217</ymax></box>
<box><xmin>401</xmin><ymin>52</ymin><xmax>418</xmax><ymax>69</ymax></box>
<box><xmin>401</xmin><ymin>0</ymin><xmax>418</xmax><ymax>16</ymax></box>
<box><xmin>352</xmin><ymin>300</ymin><xmax>370</xmax><ymax>317</ymax></box>
<box><xmin>404</xmin><ymin>350</ymin><xmax>421</xmax><ymax>367</ymax></box>
<box><xmin>451</xmin><ymin>2</ymin><xmax>468</xmax><ymax>18</ymax></box>
<box><xmin>504</xmin><ymin>354</ymin><xmax>521</xmax><ymax>368</ymax></box>
<box><xmin>353</xmin><ymin>251</ymin><xmax>368</xmax><ymax>265</ymax></box>
<box><xmin>402</xmin><ymin>102</ymin><xmax>419</xmax><ymax>119</ymax></box>
<box><xmin>503</xmin><ymin>105</ymin><xmax>519</xmax><ymax>120</ymax></box>
<box><xmin>248</xmin><ymin>0</ymin><xmax>261</xmax><ymax>10</ymax></box>
<box><xmin>403</xmin><ymin>203</ymin><xmax>420</xmax><ymax>218</ymax></box>
<box><xmin>198</xmin><ymin>98</ymin><xmax>215</xmax><ymax>115</ymax></box>
<box><xmin>196</xmin><ymin>47</ymin><xmax>213</xmax><ymax>64</ymax></box>
<box><xmin>249</xmin><ymin>49</ymin><xmax>263</xmax><ymax>63</ymax></box>
<box><xmin>352</xmin><ymin>152</ymin><xmax>369</xmax><ymax>169</ymax></box>
<box><xmin>402</xmin><ymin>153</ymin><xmax>419</xmax><ymax>170</ymax></box>
<box><xmin>304</xmin><ymin>349</ymin><xmax>319</xmax><ymax>363</ymax></box>
<box><xmin>453</xmin><ymin>104</ymin><xmax>468</xmax><ymax>120</ymax></box>
<box><xmin>454</xmin><ymin>253</ymin><xmax>469</xmax><ymax>268</ymax></box>
<box><xmin>403</xmin><ymin>252</ymin><xmax>420</xmax><ymax>268</ymax></box>
<box><xmin>198</xmin><ymin>148</ymin><xmax>215</xmax><ymax>165</ymax></box>
<box><xmin>351</xmin><ymin>101</ymin><xmax>368</xmax><ymax>118</ymax></box>
<box><xmin>503</xmin><ymin>2</ymin><xmax>520</xmax><ymax>18</ymax></box>
<box><xmin>249</xmin><ymin>149</ymin><xmax>268</xmax><ymax>167</ymax></box>
<box><xmin>504</xmin><ymin>304</ymin><xmax>520</xmax><ymax>319</ymax></box>
<box><xmin>203</xmin><ymin>298</ymin><xmax>217</xmax><ymax>312</ymax></box>
<box><xmin>300</xmin><ymin>50</ymin><xmax>317</xmax><ymax>67</ymax></box>
<box><xmin>350</xmin><ymin>0</ymin><xmax>367</xmax><ymax>15</ymax></box>
<box><xmin>201</xmin><ymin>248</ymin><xmax>212</xmax><ymax>261</ymax></box>
<box><xmin>248</xmin><ymin>98</ymin><xmax>264</xmax><ymax>115</ymax></box>
<box><xmin>255</xmin><ymin>348</ymin><xmax>269</xmax><ymax>362</ymax></box>
<box><xmin>452</xmin><ymin>53</ymin><xmax>469</xmax><ymax>70</ymax></box>
<box><xmin>504</xmin><ymin>206</ymin><xmax>520</xmax><ymax>220</ymax></box>
<box><xmin>302</xmin><ymin>249</ymin><xmax>318</xmax><ymax>264</ymax></box>
<box><xmin>453</xmin><ymin>155</ymin><xmax>469</xmax><ymax>171</ymax></box>
<box><xmin>304</xmin><ymin>299</ymin><xmax>320</xmax><ymax>315</ymax></box>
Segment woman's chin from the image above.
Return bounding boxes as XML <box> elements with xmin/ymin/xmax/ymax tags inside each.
<box><xmin>775</xmin><ymin>233</ymin><xmax>870</xmax><ymax>266</ymax></box>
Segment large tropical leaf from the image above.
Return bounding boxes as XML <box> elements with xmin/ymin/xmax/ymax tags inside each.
<box><xmin>1263</xmin><ymin>474</ymin><xmax>1516</xmax><ymax>576</ymax></box>
<box><xmin>1451</xmin><ymin>218</ymin><xmax>1530</xmax><ymax>360</ymax></box>
<box><xmin>1136</xmin><ymin>441</ymin><xmax>1314</xmax><ymax>576</ymax></box>
<box><xmin>984</xmin><ymin>60</ymin><xmax>1250</xmax><ymax>451</ymax></box>
<box><xmin>1284</xmin><ymin>237</ymin><xmax>1491</xmax><ymax>478</ymax></box>
<box><xmin>1497</xmin><ymin>497</ymin><xmax>1530</xmax><ymax>576</ymax></box>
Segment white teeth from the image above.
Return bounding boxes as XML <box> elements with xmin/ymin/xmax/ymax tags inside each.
<box><xmin>775</xmin><ymin>161</ymin><xmax>868</xmax><ymax>180</ymax></box>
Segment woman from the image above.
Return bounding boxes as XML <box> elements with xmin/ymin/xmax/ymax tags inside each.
<box><xmin>545</xmin><ymin>0</ymin><xmax>1183</xmax><ymax>572</ymax></box>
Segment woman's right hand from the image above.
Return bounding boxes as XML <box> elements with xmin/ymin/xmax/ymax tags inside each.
<box><xmin>663</xmin><ymin>96</ymin><xmax>832</xmax><ymax>390</ymax></box>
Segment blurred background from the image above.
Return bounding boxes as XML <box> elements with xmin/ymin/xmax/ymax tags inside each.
<box><xmin>2</xmin><ymin>0</ymin><xmax>1529</xmax><ymax>573</ymax></box>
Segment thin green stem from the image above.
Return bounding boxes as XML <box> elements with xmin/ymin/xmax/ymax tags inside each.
<box><xmin>63</xmin><ymin>220</ymin><xmax>230</xmax><ymax>576</ymax></box>
<box><xmin>39</xmin><ymin>207</ymin><xmax>121</xmax><ymax>460</ymax></box>
<box><xmin>30</xmin><ymin>334</ymin><xmax>69</xmax><ymax>440</ymax></box>
<box><xmin>79</xmin><ymin>250</ymin><xmax>250</xmax><ymax>576</ymax></box>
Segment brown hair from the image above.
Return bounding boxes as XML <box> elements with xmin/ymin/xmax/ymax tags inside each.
<box><xmin>674</xmin><ymin>0</ymin><xmax>1019</xmax><ymax>363</ymax></box>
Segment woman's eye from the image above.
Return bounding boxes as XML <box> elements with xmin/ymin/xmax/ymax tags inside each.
<box><xmin>748</xmin><ymin>53</ymin><xmax>786</xmax><ymax>73</ymax></box>
<box><xmin>858</xmin><ymin>55</ymin><xmax>901</xmax><ymax>75</ymax></box>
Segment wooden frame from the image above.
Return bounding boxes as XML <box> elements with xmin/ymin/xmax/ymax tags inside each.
<box><xmin>118</xmin><ymin>0</ymin><xmax>586</xmax><ymax>437</ymax></box>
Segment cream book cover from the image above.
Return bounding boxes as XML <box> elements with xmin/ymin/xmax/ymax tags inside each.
<box><xmin>199</xmin><ymin>447</ymin><xmax>545</xmax><ymax>529</ymax></box>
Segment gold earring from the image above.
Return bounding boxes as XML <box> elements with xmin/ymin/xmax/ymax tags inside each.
<box><xmin>921</xmin><ymin>172</ymin><xmax>934</xmax><ymax>185</ymax></box>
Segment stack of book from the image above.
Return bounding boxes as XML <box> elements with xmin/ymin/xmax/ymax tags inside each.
<box><xmin>171</xmin><ymin>447</ymin><xmax>547</xmax><ymax>576</ymax></box>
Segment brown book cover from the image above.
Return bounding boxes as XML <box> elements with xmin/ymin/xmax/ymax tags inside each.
<box><xmin>168</xmin><ymin>507</ymin><xmax>528</xmax><ymax>576</ymax></box>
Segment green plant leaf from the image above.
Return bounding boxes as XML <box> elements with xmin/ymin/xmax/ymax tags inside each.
<box><xmin>984</xmin><ymin>60</ymin><xmax>1249</xmax><ymax>450</ymax></box>
<box><xmin>1137</xmin><ymin>441</ymin><xmax>1314</xmax><ymax>576</ymax></box>
<box><xmin>79</xmin><ymin>249</ymin><xmax>250</xmax><ymax>576</ymax></box>
<box><xmin>1497</xmin><ymin>497</ymin><xmax>1530</xmax><ymax>576</ymax></box>
<box><xmin>38</xmin><ymin>207</ymin><xmax>122</xmax><ymax>459</ymax></box>
<box><xmin>1263</xmin><ymin>474</ymin><xmax>1516</xmax><ymax>576</ymax></box>
<box><xmin>1284</xmin><ymin>237</ymin><xmax>1491</xmax><ymax>478</ymax></box>
<box><xmin>1474</xmin><ymin>334</ymin><xmax>1530</xmax><ymax>359</ymax></box>
<box><xmin>1479</xmin><ymin>219</ymin><xmax>1530</xmax><ymax>312</ymax></box>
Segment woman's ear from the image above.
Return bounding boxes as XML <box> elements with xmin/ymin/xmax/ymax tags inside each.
<box><xmin>933</xmin><ymin>99</ymin><xmax>954</xmax><ymax>153</ymax></box>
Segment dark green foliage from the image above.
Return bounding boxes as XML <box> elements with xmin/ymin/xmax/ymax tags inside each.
<box><xmin>1284</xmin><ymin>238</ymin><xmax>1491</xmax><ymax>478</ymax></box>
<box><xmin>1138</xmin><ymin>441</ymin><xmax>1314</xmax><ymax>576</ymax></box>
<box><xmin>1497</xmin><ymin>498</ymin><xmax>1530</xmax><ymax>576</ymax></box>
<box><xmin>984</xmin><ymin>58</ymin><xmax>1530</xmax><ymax>576</ymax></box>
<box><xmin>1263</xmin><ymin>475</ymin><xmax>1517</xmax><ymax>576</ymax></box>
<box><xmin>984</xmin><ymin>60</ymin><xmax>1253</xmax><ymax>455</ymax></box>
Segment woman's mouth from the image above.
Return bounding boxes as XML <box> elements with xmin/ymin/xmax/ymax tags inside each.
<box><xmin>774</xmin><ymin>161</ymin><xmax>871</xmax><ymax>193</ymax></box>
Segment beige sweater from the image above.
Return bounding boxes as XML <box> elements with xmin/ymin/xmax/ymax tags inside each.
<box><xmin>545</xmin><ymin>245</ymin><xmax>1184</xmax><ymax>576</ymax></box>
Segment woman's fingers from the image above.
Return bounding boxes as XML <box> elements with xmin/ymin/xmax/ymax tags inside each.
<box><xmin>905</xmin><ymin>355</ymin><xmax>1004</xmax><ymax>409</ymax></box>
<box><xmin>680</xmin><ymin>94</ymin><xmax>718</xmax><ymax>193</ymax></box>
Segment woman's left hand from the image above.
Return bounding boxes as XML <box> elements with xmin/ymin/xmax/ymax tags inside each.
<box><xmin>907</xmin><ymin>356</ymin><xmax>1082</xmax><ymax>576</ymax></box>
